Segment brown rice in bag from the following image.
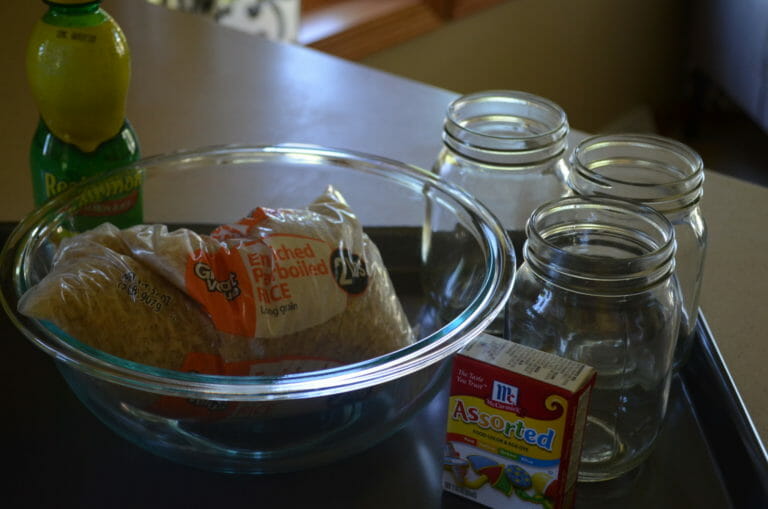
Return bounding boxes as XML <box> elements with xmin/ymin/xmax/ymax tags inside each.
<box><xmin>18</xmin><ymin>224</ymin><xmax>220</xmax><ymax>370</ymax></box>
<box><xmin>19</xmin><ymin>188</ymin><xmax>414</xmax><ymax>375</ymax></box>
<box><xmin>120</xmin><ymin>186</ymin><xmax>414</xmax><ymax>372</ymax></box>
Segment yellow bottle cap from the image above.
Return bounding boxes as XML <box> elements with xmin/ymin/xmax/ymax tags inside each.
<box><xmin>27</xmin><ymin>7</ymin><xmax>130</xmax><ymax>152</ymax></box>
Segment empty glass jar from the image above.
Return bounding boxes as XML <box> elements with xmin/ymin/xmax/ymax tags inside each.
<box><xmin>567</xmin><ymin>134</ymin><xmax>707</xmax><ymax>367</ymax></box>
<box><xmin>507</xmin><ymin>197</ymin><xmax>680</xmax><ymax>482</ymax></box>
<box><xmin>432</xmin><ymin>90</ymin><xmax>571</xmax><ymax>256</ymax></box>
<box><xmin>423</xmin><ymin>91</ymin><xmax>571</xmax><ymax>336</ymax></box>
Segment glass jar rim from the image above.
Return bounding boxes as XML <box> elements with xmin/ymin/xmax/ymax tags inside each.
<box><xmin>569</xmin><ymin>134</ymin><xmax>704</xmax><ymax>211</ymax></box>
<box><xmin>445</xmin><ymin>90</ymin><xmax>568</xmax><ymax>144</ymax></box>
<box><xmin>442</xmin><ymin>90</ymin><xmax>569</xmax><ymax>165</ymax></box>
<box><xmin>524</xmin><ymin>196</ymin><xmax>676</xmax><ymax>295</ymax></box>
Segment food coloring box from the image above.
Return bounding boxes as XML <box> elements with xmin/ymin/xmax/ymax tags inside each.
<box><xmin>443</xmin><ymin>334</ymin><xmax>596</xmax><ymax>509</ymax></box>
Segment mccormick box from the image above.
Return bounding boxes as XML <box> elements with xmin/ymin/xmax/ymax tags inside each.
<box><xmin>443</xmin><ymin>334</ymin><xmax>596</xmax><ymax>509</ymax></box>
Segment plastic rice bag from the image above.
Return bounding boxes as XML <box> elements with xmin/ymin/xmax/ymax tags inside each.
<box><xmin>18</xmin><ymin>224</ymin><xmax>221</xmax><ymax>370</ymax></box>
<box><xmin>19</xmin><ymin>187</ymin><xmax>414</xmax><ymax>376</ymax></box>
<box><xmin>121</xmin><ymin>186</ymin><xmax>414</xmax><ymax>373</ymax></box>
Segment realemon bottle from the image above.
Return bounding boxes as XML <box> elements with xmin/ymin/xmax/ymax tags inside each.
<box><xmin>27</xmin><ymin>0</ymin><xmax>141</xmax><ymax>230</ymax></box>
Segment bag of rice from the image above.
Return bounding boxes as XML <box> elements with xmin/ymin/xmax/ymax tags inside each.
<box><xmin>18</xmin><ymin>224</ymin><xmax>221</xmax><ymax>370</ymax></box>
<box><xmin>19</xmin><ymin>187</ymin><xmax>414</xmax><ymax>376</ymax></box>
<box><xmin>120</xmin><ymin>186</ymin><xmax>414</xmax><ymax>374</ymax></box>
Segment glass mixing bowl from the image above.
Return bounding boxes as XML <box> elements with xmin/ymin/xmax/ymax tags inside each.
<box><xmin>1</xmin><ymin>144</ymin><xmax>514</xmax><ymax>474</ymax></box>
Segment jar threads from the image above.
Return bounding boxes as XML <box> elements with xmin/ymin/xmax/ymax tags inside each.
<box><xmin>443</xmin><ymin>90</ymin><xmax>569</xmax><ymax>166</ymax></box>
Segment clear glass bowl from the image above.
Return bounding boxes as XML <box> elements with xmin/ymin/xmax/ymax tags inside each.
<box><xmin>1</xmin><ymin>144</ymin><xmax>514</xmax><ymax>474</ymax></box>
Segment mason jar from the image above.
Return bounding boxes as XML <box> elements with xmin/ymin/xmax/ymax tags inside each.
<box><xmin>507</xmin><ymin>197</ymin><xmax>680</xmax><ymax>482</ymax></box>
<box><xmin>423</xmin><ymin>91</ymin><xmax>571</xmax><ymax>336</ymax></box>
<box><xmin>567</xmin><ymin>134</ymin><xmax>706</xmax><ymax>368</ymax></box>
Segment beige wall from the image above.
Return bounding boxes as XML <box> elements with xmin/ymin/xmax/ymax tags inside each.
<box><xmin>361</xmin><ymin>0</ymin><xmax>689</xmax><ymax>132</ymax></box>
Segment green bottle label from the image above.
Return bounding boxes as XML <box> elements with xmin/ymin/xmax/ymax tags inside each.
<box><xmin>30</xmin><ymin>119</ymin><xmax>143</xmax><ymax>231</ymax></box>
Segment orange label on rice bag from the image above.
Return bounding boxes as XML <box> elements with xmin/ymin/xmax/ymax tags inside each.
<box><xmin>185</xmin><ymin>243</ymin><xmax>257</xmax><ymax>337</ymax></box>
<box><xmin>185</xmin><ymin>234</ymin><xmax>349</xmax><ymax>338</ymax></box>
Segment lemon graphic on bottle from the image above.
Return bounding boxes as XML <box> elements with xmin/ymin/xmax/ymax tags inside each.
<box><xmin>27</xmin><ymin>0</ymin><xmax>142</xmax><ymax>230</ymax></box>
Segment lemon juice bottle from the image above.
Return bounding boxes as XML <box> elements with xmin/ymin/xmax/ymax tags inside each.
<box><xmin>27</xmin><ymin>0</ymin><xmax>141</xmax><ymax>229</ymax></box>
